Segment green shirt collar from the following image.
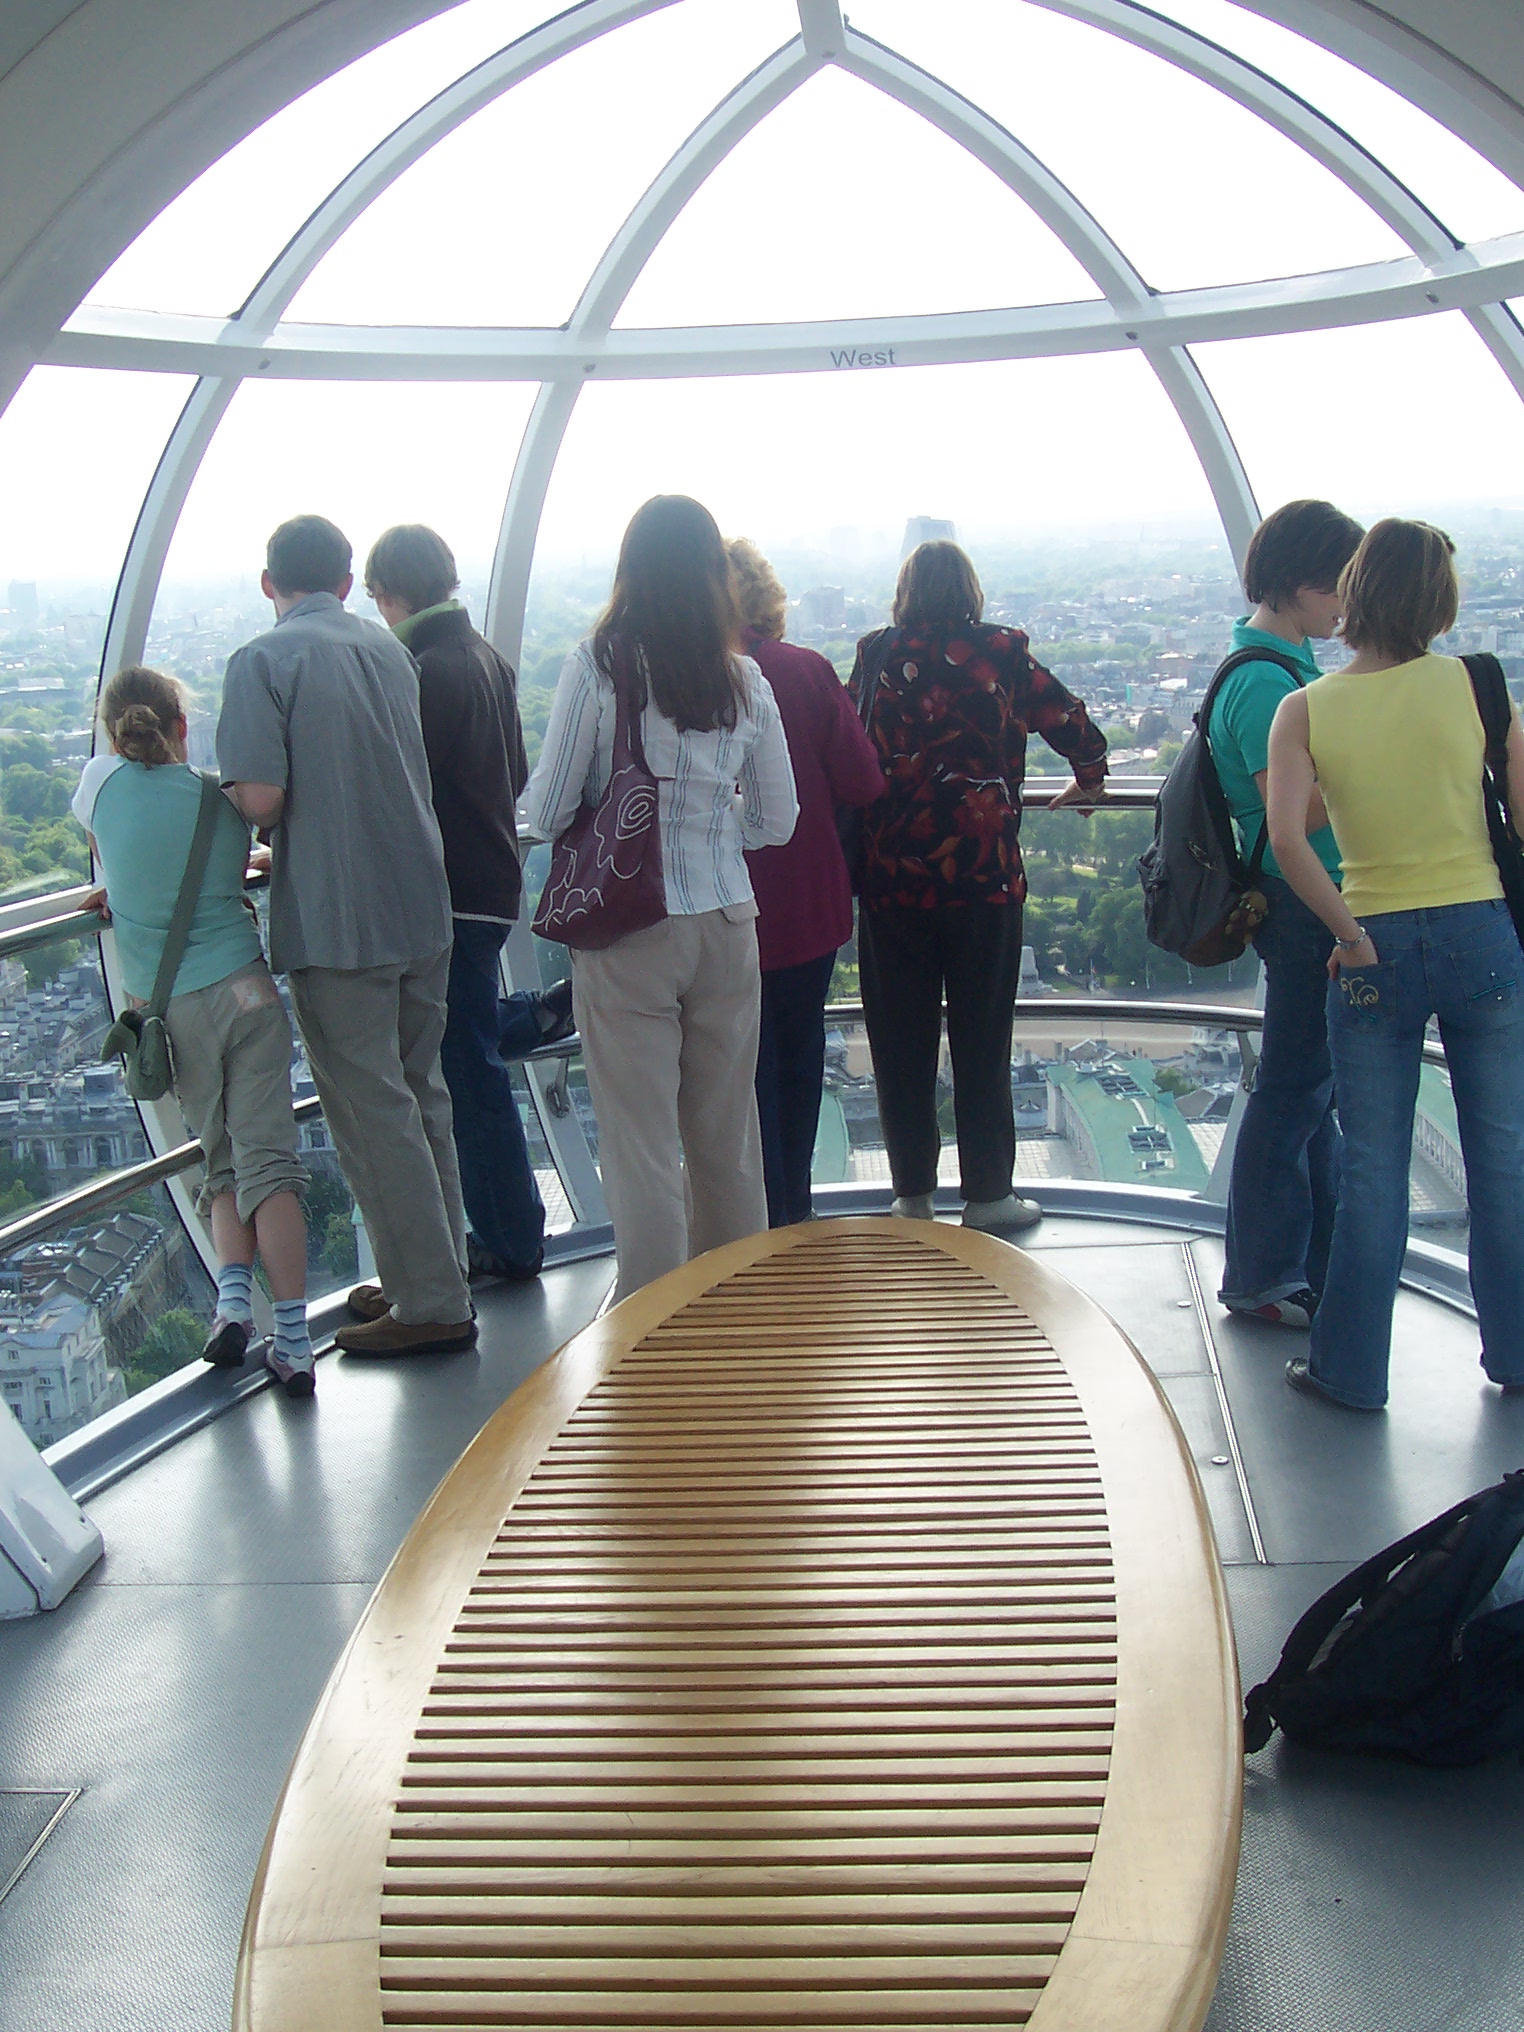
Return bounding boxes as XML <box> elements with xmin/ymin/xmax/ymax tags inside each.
<box><xmin>1230</xmin><ymin>616</ymin><xmax>1321</xmax><ymax>678</ymax></box>
<box><xmin>392</xmin><ymin>598</ymin><xmax>464</xmax><ymax>648</ymax></box>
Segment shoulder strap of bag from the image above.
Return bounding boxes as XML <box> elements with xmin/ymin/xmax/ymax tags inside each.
<box><xmin>1197</xmin><ymin>645</ymin><xmax>1308</xmax><ymax>882</ymax></box>
<box><xmin>144</xmin><ymin>771</ymin><xmax>224</xmax><ymax>1019</ymax></box>
<box><xmin>854</xmin><ymin>628</ymin><xmax>895</xmax><ymax>734</ymax></box>
<box><xmin>1463</xmin><ymin>651</ymin><xmax>1511</xmax><ymax>772</ymax></box>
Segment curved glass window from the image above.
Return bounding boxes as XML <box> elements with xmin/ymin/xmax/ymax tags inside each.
<box><xmin>530</xmin><ymin>352</ymin><xmax>1222</xmax><ymax>565</ymax></box>
<box><xmin>80</xmin><ymin>1</ymin><xmax>573</xmax><ymax>320</ymax></box>
<box><xmin>151</xmin><ymin>379</ymin><xmax>537</xmax><ymax>590</ymax></box>
<box><xmin>849</xmin><ymin>0</ymin><xmax>1409</xmax><ymax>290</ymax></box>
<box><xmin>0</xmin><ymin>368</ymin><xmax>193</xmax><ymax>605</ymax></box>
<box><xmin>616</xmin><ymin>67</ymin><xmax>1101</xmax><ymax>328</ymax></box>
<box><xmin>283</xmin><ymin>0</ymin><xmax>799</xmax><ymax>330</ymax></box>
<box><xmin>1159</xmin><ymin>0</ymin><xmax>1524</xmax><ymax>246</ymax></box>
<box><xmin>1191</xmin><ymin>314</ymin><xmax>1524</xmax><ymax>532</ymax></box>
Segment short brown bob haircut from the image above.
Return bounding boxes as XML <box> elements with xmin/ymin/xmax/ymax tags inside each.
<box><xmin>726</xmin><ymin>538</ymin><xmax>788</xmax><ymax>640</ymax></box>
<box><xmin>1338</xmin><ymin>517</ymin><xmax>1459</xmax><ymax>665</ymax></box>
<box><xmin>893</xmin><ymin>540</ymin><xmax>984</xmax><ymax>633</ymax></box>
<box><xmin>1243</xmin><ymin>498</ymin><xmax>1365</xmax><ymax>608</ymax></box>
<box><xmin>595</xmin><ymin>495</ymin><xmax>743</xmax><ymax>734</ymax></box>
<box><xmin>266</xmin><ymin>514</ymin><xmax>351</xmax><ymax>597</ymax></box>
<box><xmin>365</xmin><ymin>524</ymin><xmax>460</xmax><ymax>614</ymax></box>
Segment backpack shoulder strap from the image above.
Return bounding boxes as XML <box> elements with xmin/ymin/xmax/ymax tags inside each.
<box><xmin>144</xmin><ymin>771</ymin><xmax>224</xmax><ymax>1020</ymax></box>
<box><xmin>1195</xmin><ymin>646</ymin><xmax>1308</xmax><ymax>883</ymax></box>
<box><xmin>1198</xmin><ymin>645</ymin><xmax>1308</xmax><ymax>739</ymax></box>
<box><xmin>1242</xmin><ymin>1487</ymin><xmax>1486</xmax><ymax>1751</ymax></box>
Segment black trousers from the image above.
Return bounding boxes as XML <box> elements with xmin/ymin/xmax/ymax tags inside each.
<box><xmin>755</xmin><ymin>950</ymin><xmax>838</xmax><ymax>1227</ymax></box>
<box><xmin>859</xmin><ymin>903</ymin><xmax>1023</xmax><ymax>1203</ymax></box>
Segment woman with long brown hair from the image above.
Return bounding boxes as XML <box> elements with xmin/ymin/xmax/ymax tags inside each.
<box><xmin>524</xmin><ymin>495</ymin><xmax>798</xmax><ymax>1297</ymax></box>
<box><xmin>851</xmin><ymin>540</ymin><xmax>1108</xmax><ymax>1230</ymax></box>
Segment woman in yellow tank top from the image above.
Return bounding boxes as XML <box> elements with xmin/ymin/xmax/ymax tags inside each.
<box><xmin>1266</xmin><ymin>519</ymin><xmax>1524</xmax><ymax>1410</ymax></box>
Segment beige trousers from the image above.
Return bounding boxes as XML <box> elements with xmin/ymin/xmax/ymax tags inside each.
<box><xmin>288</xmin><ymin>948</ymin><xmax>470</xmax><ymax>1324</ymax></box>
<box><xmin>166</xmin><ymin>962</ymin><xmax>307</xmax><ymax>1223</ymax></box>
<box><xmin>574</xmin><ymin>908</ymin><xmax>767</xmax><ymax>1300</ymax></box>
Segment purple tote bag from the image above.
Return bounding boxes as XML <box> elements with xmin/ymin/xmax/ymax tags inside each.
<box><xmin>531</xmin><ymin>640</ymin><xmax>666</xmax><ymax>951</ymax></box>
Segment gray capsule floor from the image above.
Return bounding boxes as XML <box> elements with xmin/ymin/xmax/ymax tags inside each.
<box><xmin>0</xmin><ymin>1217</ymin><xmax>1521</xmax><ymax>2032</ymax></box>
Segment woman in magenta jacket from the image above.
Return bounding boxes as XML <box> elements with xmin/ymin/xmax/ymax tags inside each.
<box><xmin>729</xmin><ymin>539</ymin><xmax>885</xmax><ymax>1225</ymax></box>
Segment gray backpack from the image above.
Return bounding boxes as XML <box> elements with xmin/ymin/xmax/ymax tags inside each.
<box><xmin>1136</xmin><ymin>645</ymin><xmax>1304</xmax><ymax>967</ymax></box>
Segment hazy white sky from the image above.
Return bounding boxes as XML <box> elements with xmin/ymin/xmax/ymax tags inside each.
<box><xmin>1</xmin><ymin>0</ymin><xmax>1522</xmax><ymax>596</ymax></box>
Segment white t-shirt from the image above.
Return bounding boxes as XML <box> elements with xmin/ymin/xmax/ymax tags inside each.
<box><xmin>70</xmin><ymin>753</ymin><xmax>126</xmax><ymax>833</ymax></box>
<box><xmin>522</xmin><ymin>641</ymin><xmax>799</xmax><ymax>917</ymax></box>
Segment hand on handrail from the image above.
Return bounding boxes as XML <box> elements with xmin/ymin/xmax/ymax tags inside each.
<box><xmin>83</xmin><ymin>887</ymin><xmax>111</xmax><ymax>924</ymax></box>
<box><xmin>1046</xmin><ymin>778</ymin><xmax>1110</xmax><ymax>816</ymax></box>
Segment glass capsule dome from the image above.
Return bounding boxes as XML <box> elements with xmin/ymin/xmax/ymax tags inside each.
<box><xmin>2</xmin><ymin>0</ymin><xmax>1523</xmax><ymax>1241</ymax></box>
<box><xmin>0</xmin><ymin>0</ymin><xmax>1516</xmax><ymax>667</ymax></box>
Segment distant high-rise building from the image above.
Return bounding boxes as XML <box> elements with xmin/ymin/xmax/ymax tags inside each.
<box><xmin>5</xmin><ymin>581</ymin><xmax>38</xmax><ymax>627</ymax></box>
<box><xmin>795</xmin><ymin>586</ymin><xmax>846</xmax><ymax>633</ymax></box>
<box><xmin>901</xmin><ymin>517</ymin><xmax>957</xmax><ymax>559</ymax></box>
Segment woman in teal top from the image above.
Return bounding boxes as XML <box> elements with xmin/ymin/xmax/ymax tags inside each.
<box><xmin>74</xmin><ymin>665</ymin><xmax>315</xmax><ymax>1396</ymax></box>
<box><xmin>1208</xmin><ymin>499</ymin><xmax>1364</xmax><ymax>1333</ymax></box>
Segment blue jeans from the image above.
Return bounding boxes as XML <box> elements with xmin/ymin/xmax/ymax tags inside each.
<box><xmin>756</xmin><ymin>950</ymin><xmax>838</xmax><ymax>1226</ymax></box>
<box><xmin>1310</xmin><ymin>899</ymin><xmax>1524</xmax><ymax>1407</ymax></box>
<box><xmin>1221</xmin><ymin>878</ymin><xmax>1341</xmax><ymax>1308</ymax></box>
<box><xmin>439</xmin><ymin>921</ymin><xmax>546</xmax><ymax>1276</ymax></box>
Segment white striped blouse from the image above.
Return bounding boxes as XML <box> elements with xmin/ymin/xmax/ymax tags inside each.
<box><xmin>523</xmin><ymin>639</ymin><xmax>799</xmax><ymax>918</ymax></box>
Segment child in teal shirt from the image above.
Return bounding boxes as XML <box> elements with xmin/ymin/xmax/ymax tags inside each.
<box><xmin>74</xmin><ymin>665</ymin><xmax>314</xmax><ymax>1395</ymax></box>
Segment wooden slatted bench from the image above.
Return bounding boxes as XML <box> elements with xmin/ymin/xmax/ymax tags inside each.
<box><xmin>234</xmin><ymin>1217</ymin><xmax>1241</xmax><ymax>2032</ymax></box>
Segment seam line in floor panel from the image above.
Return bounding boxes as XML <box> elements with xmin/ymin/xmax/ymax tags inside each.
<box><xmin>1180</xmin><ymin>1239</ymin><xmax>1267</xmax><ymax>1566</ymax></box>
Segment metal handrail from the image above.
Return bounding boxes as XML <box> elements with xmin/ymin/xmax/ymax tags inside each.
<box><xmin>824</xmin><ymin>995</ymin><xmax>1259</xmax><ymax>1027</ymax></box>
<box><xmin>0</xmin><ymin>760</ymin><xmax>1450</xmax><ymax>1259</ymax></box>
<box><xmin>0</xmin><ymin>866</ymin><xmax>276</xmax><ymax>964</ymax></box>
<box><xmin>1</xmin><ymin>990</ymin><xmax>1449</xmax><ymax>1260</ymax></box>
<box><xmin>0</xmin><ymin>905</ymin><xmax>104</xmax><ymax>959</ymax></box>
<box><xmin>1</xmin><ymin>783</ymin><xmax>1165</xmax><ymax>963</ymax></box>
<box><xmin>824</xmin><ymin>994</ymin><xmax>1448</xmax><ymax>1071</ymax></box>
<box><xmin>0</xmin><ymin>1037</ymin><xmax>584</xmax><ymax>1256</ymax></box>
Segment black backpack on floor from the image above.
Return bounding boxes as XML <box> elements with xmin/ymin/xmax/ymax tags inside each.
<box><xmin>1136</xmin><ymin>645</ymin><xmax>1304</xmax><ymax>967</ymax></box>
<box><xmin>1243</xmin><ymin>1471</ymin><xmax>1524</xmax><ymax>1767</ymax></box>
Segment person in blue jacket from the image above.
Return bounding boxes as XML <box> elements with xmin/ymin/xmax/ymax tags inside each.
<box><xmin>1212</xmin><ymin>499</ymin><xmax>1364</xmax><ymax>1329</ymax></box>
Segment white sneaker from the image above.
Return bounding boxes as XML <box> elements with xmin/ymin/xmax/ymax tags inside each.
<box><xmin>889</xmin><ymin>1194</ymin><xmax>936</xmax><ymax>1220</ymax></box>
<box><xmin>961</xmin><ymin>1194</ymin><xmax>1042</xmax><ymax>1233</ymax></box>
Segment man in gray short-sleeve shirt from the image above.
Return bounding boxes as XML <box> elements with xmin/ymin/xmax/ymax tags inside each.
<box><xmin>218</xmin><ymin>514</ymin><xmax>474</xmax><ymax>1354</ymax></box>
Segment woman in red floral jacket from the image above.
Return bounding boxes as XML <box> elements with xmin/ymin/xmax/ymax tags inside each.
<box><xmin>849</xmin><ymin>541</ymin><xmax>1108</xmax><ymax>1231</ymax></box>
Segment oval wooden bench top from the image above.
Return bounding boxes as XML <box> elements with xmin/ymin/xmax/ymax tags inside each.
<box><xmin>235</xmin><ymin>1218</ymin><xmax>1241</xmax><ymax>2032</ymax></box>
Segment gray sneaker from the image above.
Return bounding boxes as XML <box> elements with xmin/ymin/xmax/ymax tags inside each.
<box><xmin>889</xmin><ymin>1194</ymin><xmax>936</xmax><ymax>1220</ymax></box>
<box><xmin>961</xmin><ymin>1194</ymin><xmax>1043</xmax><ymax>1233</ymax></box>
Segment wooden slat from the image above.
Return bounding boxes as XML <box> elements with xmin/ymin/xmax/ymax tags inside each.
<box><xmin>234</xmin><ymin>1220</ymin><xmax>1239</xmax><ymax>2032</ymax></box>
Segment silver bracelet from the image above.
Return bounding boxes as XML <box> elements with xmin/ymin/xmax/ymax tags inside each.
<box><xmin>1335</xmin><ymin>925</ymin><xmax>1368</xmax><ymax>950</ymax></box>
